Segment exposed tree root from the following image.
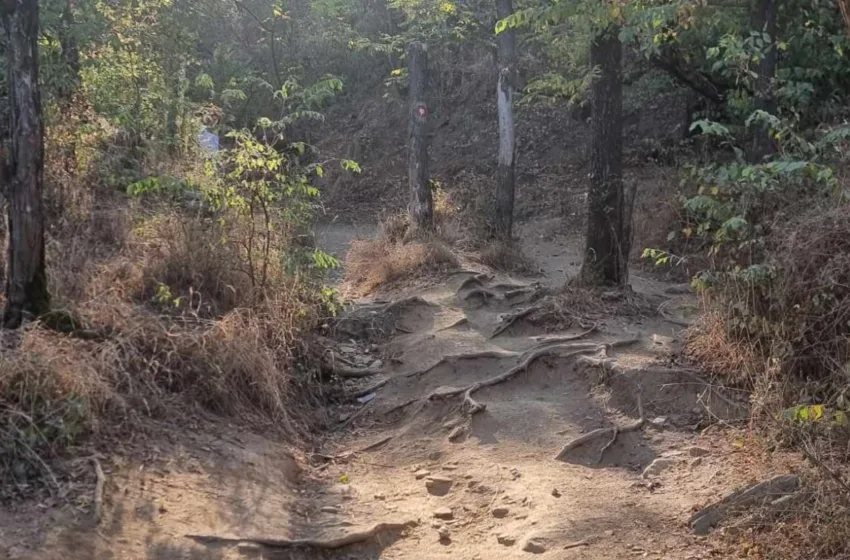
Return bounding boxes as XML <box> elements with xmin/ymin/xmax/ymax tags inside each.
<box><xmin>554</xmin><ymin>392</ymin><xmax>645</xmax><ymax>462</ymax></box>
<box><xmin>437</xmin><ymin>316</ymin><xmax>468</xmax><ymax>331</ymax></box>
<box><xmin>420</xmin><ymin>338</ymin><xmax>640</xmax><ymax>415</ymax></box>
<box><xmin>406</xmin><ymin>349</ymin><xmax>522</xmax><ymax>378</ymax></box>
<box><xmin>331</xmin><ymin>364</ymin><xmax>383</xmax><ymax>378</ymax></box>
<box><xmin>461</xmin><ymin>288</ymin><xmax>501</xmax><ymax>304</ymax></box>
<box><xmin>457</xmin><ymin>275</ymin><xmax>485</xmax><ymax>293</ymax></box>
<box><xmin>490</xmin><ymin>305</ymin><xmax>538</xmax><ymax>338</ymax></box>
<box><xmin>186</xmin><ymin>520</ymin><xmax>417</xmax><ymax>550</ymax></box>
<box><xmin>312</xmin><ymin>434</ymin><xmax>396</xmax><ymax>463</ymax></box>
<box><xmin>529</xmin><ymin>325</ymin><xmax>598</xmax><ymax>344</ymax></box>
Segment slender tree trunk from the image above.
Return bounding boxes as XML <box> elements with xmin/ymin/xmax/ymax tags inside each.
<box><xmin>2</xmin><ymin>0</ymin><xmax>50</xmax><ymax>328</ymax></box>
<box><xmin>166</xmin><ymin>58</ymin><xmax>187</xmax><ymax>156</ymax></box>
<box><xmin>494</xmin><ymin>0</ymin><xmax>517</xmax><ymax>239</ymax></box>
<box><xmin>580</xmin><ymin>26</ymin><xmax>629</xmax><ymax>287</ymax></box>
<box><xmin>56</xmin><ymin>0</ymin><xmax>80</xmax><ymax>214</ymax></box>
<box><xmin>407</xmin><ymin>41</ymin><xmax>433</xmax><ymax>230</ymax></box>
<box><xmin>748</xmin><ymin>0</ymin><xmax>778</xmax><ymax>162</ymax></box>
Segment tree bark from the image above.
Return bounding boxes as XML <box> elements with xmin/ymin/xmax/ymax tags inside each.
<box><xmin>2</xmin><ymin>0</ymin><xmax>50</xmax><ymax>328</ymax></box>
<box><xmin>748</xmin><ymin>0</ymin><xmax>778</xmax><ymax>162</ymax></box>
<box><xmin>580</xmin><ymin>26</ymin><xmax>629</xmax><ymax>287</ymax></box>
<box><xmin>407</xmin><ymin>41</ymin><xmax>433</xmax><ymax>231</ymax></box>
<box><xmin>494</xmin><ymin>0</ymin><xmax>517</xmax><ymax>239</ymax></box>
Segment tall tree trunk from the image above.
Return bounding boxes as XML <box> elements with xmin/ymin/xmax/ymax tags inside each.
<box><xmin>407</xmin><ymin>41</ymin><xmax>433</xmax><ymax>230</ymax></box>
<box><xmin>748</xmin><ymin>0</ymin><xmax>778</xmax><ymax>162</ymax></box>
<box><xmin>580</xmin><ymin>26</ymin><xmax>630</xmax><ymax>287</ymax></box>
<box><xmin>494</xmin><ymin>0</ymin><xmax>517</xmax><ymax>239</ymax></box>
<box><xmin>2</xmin><ymin>0</ymin><xmax>50</xmax><ymax>328</ymax></box>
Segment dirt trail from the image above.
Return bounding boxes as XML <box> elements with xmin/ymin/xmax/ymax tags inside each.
<box><xmin>2</xmin><ymin>220</ymin><xmax>793</xmax><ymax>560</ymax></box>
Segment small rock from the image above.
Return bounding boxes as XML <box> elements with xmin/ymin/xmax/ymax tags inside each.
<box><xmin>369</xmin><ymin>359</ymin><xmax>383</xmax><ymax>369</ymax></box>
<box><xmin>492</xmin><ymin>506</ymin><xmax>510</xmax><ymax>518</ymax></box>
<box><xmin>509</xmin><ymin>467</ymin><xmax>521</xmax><ymax>479</ymax></box>
<box><xmin>688</xmin><ymin>446</ymin><xmax>710</xmax><ymax>458</ymax></box>
<box><xmin>428</xmin><ymin>450</ymin><xmax>443</xmax><ymax>461</ymax></box>
<box><xmin>437</xmin><ymin>526</ymin><xmax>451</xmax><ymax>542</ymax></box>
<box><xmin>415</xmin><ymin>469</ymin><xmax>432</xmax><ymax>480</ymax></box>
<box><xmin>320</xmin><ymin>506</ymin><xmax>339</xmax><ymax>514</ymax></box>
<box><xmin>604</xmin><ymin>529</ymin><xmax>615</xmax><ymax>537</ymax></box>
<box><xmin>434</xmin><ymin>507</ymin><xmax>454</xmax><ymax>520</ymax></box>
<box><xmin>650</xmin><ymin>416</ymin><xmax>668</xmax><ymax>427</ymax></box>
<box><xmin>642</xmin><ymin>457</ymin><xmax>677</xmax><ymax>478</ymax></box>
<box><xmin>522</xmin><ymin>537</ymin><xmax>547</xmax><ymax>554</ymax></box>
<box><xmin>447</xmin><ymin>426</ymin><xmax>465</xmax><ymax>441</ymax></box>
<box><xmin>426</xmin><ymin>476</ymin><xmax>453</xmax><ymax>496</ymax></box>
<box><xmin>497</xmin><ymin>534</ymin><xmax>517</xmax><ymax>546</ymax></box>
<box><xmin>551</xmin><ymin>488</ymin><xmax>561</xmax><ymax>498</ymax></box>
<box><xmin>690</xmin><ymin>457</ymin><xmax>703</xmax><ymax>468</ymax></box>
<box><xmin>374</xmin><ymin>493</ymin><xmax>386</xmax><ymax>500</ymax></box>
<box><xmin>442</xmin><ymin>464</ymin><xmax>458</xmax><ymax>471</ymax></box>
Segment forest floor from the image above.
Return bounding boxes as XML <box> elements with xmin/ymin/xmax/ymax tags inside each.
<box><xmin>1</xmin><ymin>217</ymin><xmax>804</xmax><ymax>560</ymax></box>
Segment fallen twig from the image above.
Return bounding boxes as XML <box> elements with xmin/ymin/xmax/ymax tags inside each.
<box><xmin>92</xmin><ymin>457</ymin><xmax>106</xmax><ymax>524</ymax></box>
<box><xmin>349</xmin><ymin>378</ymin><xmax>390</xmax><ymax>399</ymax></box>
<box><xmin>186</xmin><ymin>520</ymin><xmax>417</xmax><ymax>550</ymax></box>
<box><xmin>490</xmin><ymin>305</ymin><xmax>539</xmax><ymax>338</ymax></box>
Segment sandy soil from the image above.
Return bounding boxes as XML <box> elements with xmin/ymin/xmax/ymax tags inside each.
<box><xmin>0</xmin><ymin>217</ymin><xmax>800</xmax><ymax>560</ymax></box>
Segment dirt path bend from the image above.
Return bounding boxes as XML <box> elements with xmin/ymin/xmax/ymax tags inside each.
<box><xmin>0</xmin><ymin>221</ymin><xmax>793</xmax><ymax>560</ymax></box>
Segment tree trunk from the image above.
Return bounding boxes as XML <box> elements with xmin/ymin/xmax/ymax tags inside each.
<box><xmin>166</xmin><ymin>58</ymin><xmax>187</xmax><ymax>157</ymax></box>
<box><xmin>580</xmin><ymin>26</ymin><xmax>629</xmax><ymax>287</ymax></box>
<box><xmin>494</xmin><ymin>0</ymin><xmax>517</xmax><ymax>239</ymax></box>
<box><xmin>748</xmin><ymin>0</ymin><xmax>778</xmax><ymax>162</ymax></box>
<box><xmin>2</xmin><ymin>0</ymin><xmax>50</xmax><ymax>328</ymax></box>
<box><xmin>407</xmin><ymin>41</ymin><xmax>433</xmax><ymax>231</ymax></box>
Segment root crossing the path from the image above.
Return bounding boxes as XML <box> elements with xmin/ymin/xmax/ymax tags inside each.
<box><xmin>186</xmin><ymin>520</ymin><xmax>417</xmax><ymax>550</ymax></box>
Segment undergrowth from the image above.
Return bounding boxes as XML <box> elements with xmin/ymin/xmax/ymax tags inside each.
<box><xmin>343</xmin><ymin>189</ymin><xmax>462</xmax><ymax>295</ymax></box>
<box><xmin>0</xmin><ymin>124</ymin><xmax>336</xmax><ymax>499</ymax></box>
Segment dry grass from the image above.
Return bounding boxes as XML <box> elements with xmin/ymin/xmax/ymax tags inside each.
<box><xmin>345</xmin><ymin>228</ymin><xmax>459</xmax><ymax>296</ymax></box>
<box><xmin>1</xmin><ymin>189</ymin><xmax>326</xmax><ymax>496</ymax></box>
<box><xmin>685</xmin><ymin>310</ymin><xmax>764</xmax><ymax>389</ymax></box>
<box><xmin>527</xmin><ymin>283</ymin><xmax>652</xmax><ymax>331</ymax></box>
<box><xmin>683</xmin><ymin>204</ymin><xmax>850</xmax><ymax>560</ymax></box>
<box><xmin>475</xmin><ymin>239</ymin><xmax>536</xmax><ymax>273</ymax></box>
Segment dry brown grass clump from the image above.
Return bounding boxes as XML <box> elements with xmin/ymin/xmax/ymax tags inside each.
<box><xmin>527</xmin><ymin>283</ymin><xmax>651</xmax><ymax>331</ymax></box>
<box><xmin>344</xmin><ymin>211</ymin><xmax>460</xmax><ymax>295</ymax></box>
<box><xmin>685</xmin><ymin>310</ymin><xmax>763</xmax><ymax>389</ymax></box>
<box><xmin>0</xmin><ymin>195</ymin><xmax>326</xmax><ymax>496</ymax></box>
<box><xmin>475</xmin><ymin>239</ymin><xmax>537</xmax><ymax>273</ymax></box>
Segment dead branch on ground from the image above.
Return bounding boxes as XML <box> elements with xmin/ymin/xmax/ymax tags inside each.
<box><xmin>92</xmin><ymin>457</ymin><xmax>106</xmax><ymax>524</ymax></box>
<box><xmin>490</xmin><ymin>305</ymin><xmax>537</xmax><ymax>338</ymax></box>
<box><xmin>348</xmin><ymin>378</ymin><xmax>390</xmax><ymax>399</ymax></box>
